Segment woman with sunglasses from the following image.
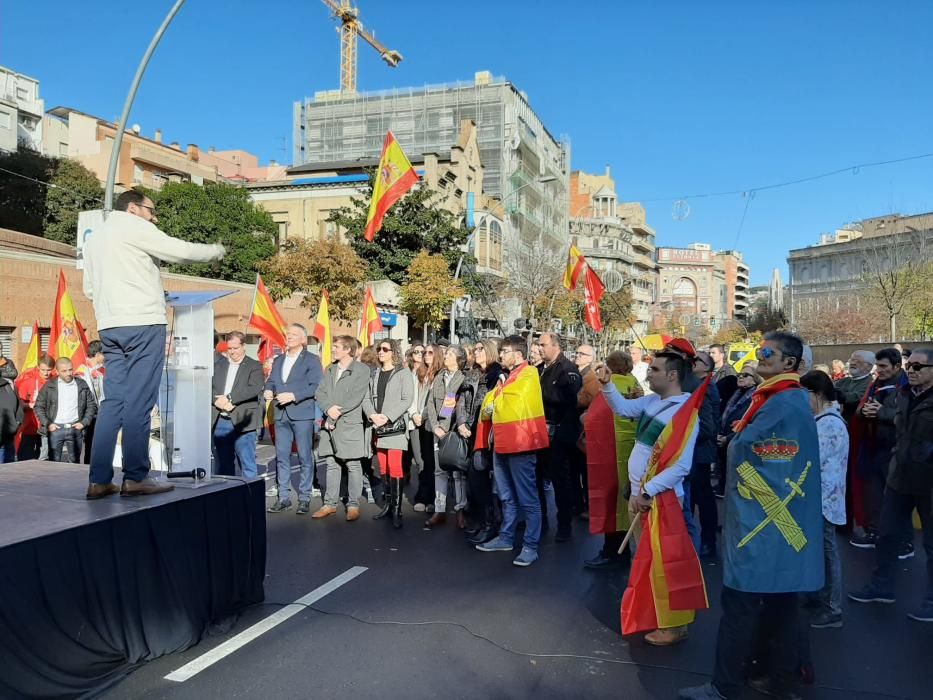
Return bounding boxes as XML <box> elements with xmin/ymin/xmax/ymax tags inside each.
<box><xmin>424</xmin><ymin>344</ymin><xmax>475</xmax><ymax>528</ymax></box>
<box><xmin>365</xmin><ymin>340</ymin><xmax>412</xmax><ymax>528</ymax></box>
<box><xmin>463</xmin><ymin>338</ymin><xmax>505</xmax><ymax>545</ymax></box>
<box><xmin>715</xmin><ymin>364</ymin><xmax>762</xmax><ymax>497</ymax></box>
<box><xmin>411</xmin><ymin>345</ymin><xmax>443</xmax><ymax>512</ymax></box>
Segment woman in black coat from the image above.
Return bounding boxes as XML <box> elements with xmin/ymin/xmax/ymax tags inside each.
<box><xmin>714</xmin><ymin>364</ymin><xmax>762</xmax><ymax>495</ymax></box>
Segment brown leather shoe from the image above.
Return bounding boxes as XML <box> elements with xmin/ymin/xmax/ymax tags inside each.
<box><xmin>425</xmin><ymin>513</ymin><xmax>447</xmax><ymax>527</ymax></box>
<box><xmin>86</xmin><ymin>482</ymin><xmax>120</xmax><ymax>500</ymax></box>
<box><xmin>346</xmin><ymin>506</ymin><xmax>360</xmax><ymax>522</ymax></box>
<box><xmin>311</xmin><ymin>505</ymin><xmax>337</xmax><ymax>519</ymax></box>
<box><xmin>120</xmin><ymin>478</ymin><xmax>174</xmax><ymax>497</ymax></box>
<box><xmin>644</xmin><ymin>627</ymin><xmax>688</xmax><ymax>646</ymax></box>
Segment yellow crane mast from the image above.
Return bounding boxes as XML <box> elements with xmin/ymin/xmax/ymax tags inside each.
<box><xmin>320</xmin><ymin>0</ymin><xmax>403</xmax><ymax>94</ymax></box>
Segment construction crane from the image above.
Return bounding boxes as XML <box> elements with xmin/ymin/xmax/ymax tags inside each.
<box><xmin>320</xmin><ymin>0</ymin><xmax>403</xmax><ymax>94</ymax></box>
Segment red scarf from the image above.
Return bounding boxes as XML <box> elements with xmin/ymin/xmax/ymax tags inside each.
<box><xmin>732</xmin><ymin>373</ymin><xmax>801</xmax><ymax>434</ymax></box>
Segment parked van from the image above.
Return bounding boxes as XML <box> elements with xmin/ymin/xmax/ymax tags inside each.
<box><xmin>728</xmin><ymin>342</ymin><xmax>757</xmax><ymax>371</ymax></box>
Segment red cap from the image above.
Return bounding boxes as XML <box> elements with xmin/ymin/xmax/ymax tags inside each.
<box><xmin>664</xmin><ymin>338</ymin><xmax>696</xmax><ymax>359</ymax></box>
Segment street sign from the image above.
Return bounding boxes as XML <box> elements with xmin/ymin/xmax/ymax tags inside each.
<box><xmin>379</xmin><ymin>312</ymin><xmax>397</xmax><ymax>327</ymax></box>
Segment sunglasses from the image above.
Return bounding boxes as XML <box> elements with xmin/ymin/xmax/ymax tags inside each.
<box><xmin>473</xmin><ymin>347</ymin><xmax>485</xmax><ymax>353</ymax></box>
<box><xmin>739</xmin><ymin>373</ymin><xmax>755</xmax><ymax>379</ymax></box>
<box><xmin>755</xmin><ymin>347</ymin><xmax>777</xmax><ymax>360</ymax></box>
<box><xmin>377</xmin><ymin>346</ymin><xmax>392</xmax><ymax>353</ymax></box>
<box><xmin>906</xmin><ymin>362</ymin><xmax>933</xmax><ymax>372</ymax></box>
<box><xmin>412</xmin><ymin>349</ymin><xmax>424</xmax><ymax>354</ymax></box>
<box><xmin>424</xmin><ymin>351</ymin><xmax>434</xmax><ymax>355</ymax></box>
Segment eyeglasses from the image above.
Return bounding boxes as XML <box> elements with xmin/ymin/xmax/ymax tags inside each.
<box><xmin>377</xmin><ymin>346</ymin><xmax>392</xmax><ymax>353</ymax></box>
<box><xmin>138</xmin><ymin>203</ymin><xmax>157</xmax><ymax>216</ymax></box>
<box><xmin>576</xmin><ymin>351</ymin><xmax>592</xmax><ymax>357</ymax></box>
<box><xmin>412</xmin><ymin>349</ymin><xmax>424</xmax><ymax>354</ymax></box>
<box><xmin>474</xmin><ymin>347</ymin><xmax>485</xmax><ymax>353</ymax></box>
<box><xmin>906</xmin><ymin>362</ymin><xmax>933</xmax><ymax>372</ymax></box>
<box><xmin>739</xmin><ymin>373</ymin><xmax>755</xmax><ymax>379</ymax></box>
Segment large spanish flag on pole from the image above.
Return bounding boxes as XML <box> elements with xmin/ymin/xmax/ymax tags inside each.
<box><xmin>474</xmin><ymin>361</ymin><xmax>549</xmax><ymax>454</ymax></box>
<box><xmin>363</xmin><ymin>131</ymin><xmax>419</xmax><ymax>242</ymax></box>
<box><xmin>313</xmin><ymin>289</ymin><xmax>333</xmax><ymax>367</ymax></box>
<box><xmin>357</xmin><ymin>287</ymin><xmax>384</xmax><ymax>347</ymax></box>
<box><xmin>562</xmin><ymin>244</ymin><xmax>585</xmax><ymax>290</ymax></box>
<box><xmin>248</xmin><ymin>274</ymin><xmax>288</xmax><ymax>350</ymax></box>
<box><xmin>49</xmin><ymin>269</ymin><xmax>89</xmax><ymax>372</ymax></box>
<box><xmin>585</xmin><ymin>374</ymin><xmax>640</xmax><ymax>534</ymax></box>
<box><xmin>621</xmin><ymin>374</ymin><xmax>712</xmax><ymax>635</ymax></box>
<box><xmin>21</xmin><ymin>320</ymin><xmax>41</xmax><ymax>373</ymax></box>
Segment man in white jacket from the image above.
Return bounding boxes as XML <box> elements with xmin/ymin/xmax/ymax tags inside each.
<box><xmin>82</xmin><ymin>190</ymin><xmax>225</xmax><ymax>499</ymax></box>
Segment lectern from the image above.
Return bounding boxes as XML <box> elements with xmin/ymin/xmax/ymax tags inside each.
<box><xmin>159</xmin><ymin>290</ymin><xmax>235</xmax><ymax>486</ymax></box>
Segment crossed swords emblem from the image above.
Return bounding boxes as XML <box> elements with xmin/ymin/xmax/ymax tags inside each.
<box><xmin>736</xmin><ymin>460</ymin><xmax>811</xmax><ymax>552</ymax></box>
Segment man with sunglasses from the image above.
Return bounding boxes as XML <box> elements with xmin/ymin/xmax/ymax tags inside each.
<box><xmin>681</xmin><ymin>331</ymin><xmax>822</xmax><ymax>700</ymax></box>
<box><xmin>82</xmin><ymin>189</ymin><xmax>226</xmax><ymax>499</ymax></box>
<box><xmin>849</xmin><ymin>348</ymin><xmax>933</xmax><ymax>623</ymax></box>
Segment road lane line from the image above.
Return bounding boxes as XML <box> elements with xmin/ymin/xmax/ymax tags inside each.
<box><xmin>165</xmin><ymin>566</ymin><xmax>368</xmax><ymax>682</ymax></box>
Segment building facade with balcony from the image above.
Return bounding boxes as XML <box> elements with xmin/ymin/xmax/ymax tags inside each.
<box><xmin>714</xmin><ymin>249</ymin><xmax>751</xmax><ymax>322</ymax></box>
<box><xmin>293</xmin><ymin>71</ymin><xmax>570</xmax><ymax>256</ymax></box>
<box><xmin>569</xmin><ymin>170</ymin><xmax>657</xmax><ymax>339</ymax></box>
<box><xmin>43</xmin><ymin>107</ymin><xmax>219</xmax><ymax>189</ymax></box>
<box><xmin>0</xmin><ymin>66</ymin><xmax>44</xmax><ymax>153</ymax></box>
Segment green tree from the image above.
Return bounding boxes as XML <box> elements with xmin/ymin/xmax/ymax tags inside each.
<box><xmin>328</xmin><ymin>172</ymin><xmax>471</xmax><ymax>284</ymax></box>
<box><xmin>147</xmin><ymin>182</ymin><xmax>276</xmax><ymax>283</ymax></box>
<box><xmin>400</xmin><ymin>251</ymin><xmax>464</xmax><ymax>339</ymax></box>
<box><xmin>259</xmin><ymin>238</ymin><xmax>367</xmax><ymax>320</ymax></box>
<box><xmin>44</xmin><ymin>159</ymin><xmax>104</xmax><ymax>244</ymax></box>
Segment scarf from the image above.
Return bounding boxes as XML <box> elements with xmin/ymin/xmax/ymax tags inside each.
<box><xmin>732</xmin><ymin>373</ymin><xmax>801</xmax><ymax>434</ymax></box>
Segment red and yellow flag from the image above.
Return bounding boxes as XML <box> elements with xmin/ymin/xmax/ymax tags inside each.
<box><xmin>248</xmin><ymin>274</ymin><xmax>288</xmax><ymax>349</ymax></box>
<box><xmin>475</xmin><ymin>361</ymin><xmax>549</xmax><ymax>454</ymax></box>
<box><xmin>562</xmin><ymin>244</ymin><xmax>585</xmax><ymax>290</ymax></box>
<box><xmin>357</xmin><ymin>287</ymin><xmax>383</xmax><ymax>347</ymax></box>
<box><xmin>621</xmin><ymin>374</ymin><xmax>712</xmax><ymax>635</ymax></box>
<box><xmin>364</xmin><ymin>131</ymin><xmax>419</xmax><ymax>242</ymax></box>
<box><xmin>582</xmin><ymin>265</ymin><xmax>606</xmax><ymax>333</ymax></box>
<box><xmin>313</xmin><ymin>289</ymin><xmax>332</xmax><ymax>366</ymax></box>
<box><xmin>585</xmin><ymin>374</ymin><xmax>639</xmax><ymax>534</ymax></box>
<box><xmin>21</xmin><ymin>320</ymin><xmax>40</xmax><ymax>373</ymax></box>
<box><xmin>50</xmin><ymin>269</ymin><xmax>88</xmax><ymax>373</ymax></box>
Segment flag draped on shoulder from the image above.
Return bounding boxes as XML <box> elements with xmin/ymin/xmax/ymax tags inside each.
<box><xmin>357</xmin><ymin>287</ymin><xmax>383</xmax><ymax>347</ymax></box>
<box><xmin>50</xmin><ymin>269</ymin><xmax>89</xmax><ymax>373</ymax></box>
<box><xmin>475</xmin><ymin>361</ymin><xmax>549</xmax><ymax>454</ymax></box>
<box><xmin>621</xmin><ymin>374</ymin><xmax>712</xmax><ymax>635</ymax></box>
<box><xmin>364</xmin><ymin>131</ymin><xmax>419</xmax><ymax>242</ymax></box>
<box><xmin>249</xmin><ymin>274</ymin><xmax>288</xmax><ymax>350</ymax></box>
<box><xmin>21</xmin><ymin>320</ymin><xmax>40</xmax><ymax>373</ymax></box>
<box><xmin>585</xmin><ymin>374</ymin><xmax>639</xmax><ymax>534</ymax></box>
<box><xmin>313</xmin><ymin>289</ymin><xmax>333</xmax><ymax>367</ymax></box>
<box><xmin>562</xmin><ymin>244</ymin><xmax>585</xmax><ymax>290</ymax></box>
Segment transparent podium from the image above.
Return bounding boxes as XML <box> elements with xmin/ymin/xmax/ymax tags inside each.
<box><xmin>157</xmin><ymin>290</ymin><xmax>234</xmax><ymax>488</ymax></box>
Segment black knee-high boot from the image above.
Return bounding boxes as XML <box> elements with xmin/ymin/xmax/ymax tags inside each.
<box><xmin>373</xmin><ymin>475</ymin><xmax>393</xmax><ymax>520</ymax></box>
<box><xmin>392</xmin><ymin>477</ymin><xmax>403</xmax><ymax>529</ymax></box>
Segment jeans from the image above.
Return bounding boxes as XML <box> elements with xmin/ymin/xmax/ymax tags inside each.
<box><xmin>323</xmin><ymin>455</ymin><xmax>362</xmax><ymax>508</ymax></box>
<box><xmin>434</xmin><ymin>436</ymin><xmax>467</xmax><ymax>512</ymax></box>
<box><xmin>82</xmin><ymin>421</ymin><xmax>95</xmax><ymax>464</ymax></box>
<box><xmin>274</xmin><ymin>417</ymin><xmax>314</xmax><ymax>502</ymax></box>
<box><xmin>681</xmin><ymin>480</ymin><xmax>701</xmax><ymax>553</ymax></box>
<box><xmin>0</xmin><ymin>436</ymin><xmax>15</xmax><ymax>463</ymax></box>
<box><xmin>90</xmin><ymin>324</ymin><xmax>166</xmax><ymax>484</ymax></box>
<box><xmin>712</xmin><ymin>587</ymin><xmax>799</xmax><ymax>697</ymax></box>
<box><xmin>494</xmin><ymin>451</ymin><xmax>541</xmax><ymax>551</ymax></box>
<box><xmin>212</xmin><ymin>418</ymin><xmax>258</xmax><ymax>478</ymax></box>
<box><xmin>49</xmin><ymin>427</ymin><xmax>84</xmax><ymax>463</ymax></box>
<box><xmin>819</xmin><ymin>518</ymin><xmax>843</xmax><ymax>617</ymax></box>
<box><xmin>871</xmin><ymin>488</ymin><xmax>932</xmax><ymax>601</ymax></box>
<box><xmin>690</xmin><ymin>461</ymin><xmax>718</xmax><ymax>549</ymax></box>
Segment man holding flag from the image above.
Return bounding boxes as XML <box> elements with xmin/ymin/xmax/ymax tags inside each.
<box><xmin>595</xmin><ymin>339</ymin><xmax>709</xmax><ymax>646</ymax></box>
<box><xmin>680</xmin><ymin>331</ymin><xmax>822</xmax><ymax>700</ymax></box>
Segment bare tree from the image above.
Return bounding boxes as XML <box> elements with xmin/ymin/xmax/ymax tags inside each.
<box><xmin>501</xmin><ymin>246</ymin><xmax>566</xmax><ymax>325</ymax></box>
<box><xmin>862</xmin><ymin>229</ymin><xmax>930</xmax><ymax>342</ymax></box>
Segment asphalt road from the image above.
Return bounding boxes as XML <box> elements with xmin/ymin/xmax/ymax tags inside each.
<box><xmin>101</xmin><ymin>456</ymin><xmax>929</xmax><ymax>700</ymax></box>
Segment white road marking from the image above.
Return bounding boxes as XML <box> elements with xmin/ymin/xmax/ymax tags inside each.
<box><xmin>165</xmin><ymin>566</ymin><xmax>368</xmax><ymax>682</ymax></box>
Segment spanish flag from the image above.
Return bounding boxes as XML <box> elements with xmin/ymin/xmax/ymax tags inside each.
<box><xmin>364</xmin><ymin>131</ymin><xmax>419</xmax><ymax>242</ymax></box>
<box><xmin>21</xmin><ymin>320</ymin><xmax>40</xmax><ymax>373</ymax></box>
<box><xmin>585</xmin><ymin>374</ymin><xmax>639</xmax><ymax>534</ymax></box>
<box><xmin>50</xmin><ymin>269</ymin><xmax>89</xmax><ymax>373</ymax></box>
<box><xmin>313</xmin><ymin>289</ymin><xmax>332</xmax><ymax>366</ymax></box>
<box><xmin>562</xmin><ymin>244</ymin><xmax>585</xmax><ymax>290</ymax></box>
<box><xmin>248</xmin><ymin>274</ymin><xmax>288</xmax><ymax>350</ymax></box>
<box><xmin>475</xmin><ymin>361</ymin><xmax>549</xmax><ymax>454</ymax></box>
<box><xmin>621</xmin><ymin>374</ymin><xmax>711</xmax><ymax>635</ymax></box>
<box><xmin>357</xmin><ymin>287</ymin><xmax>383</xmax><ymax>347</ymax></box>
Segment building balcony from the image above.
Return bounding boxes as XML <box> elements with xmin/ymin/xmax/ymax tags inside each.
<box><xmin>631</xmin><ymin>235</ymin><xmax>654</xmax><ymax>253</ymax></box>
<box><xmin>129</xmin><ymin>142</ymin><xmax>215</xmax><ymax>181</ymax></box>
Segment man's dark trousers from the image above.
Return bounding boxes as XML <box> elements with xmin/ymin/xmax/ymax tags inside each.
<box><xmin>90</xmin><ymin>325</ymin><xmax>165</xmax><ymax>484</ymax></box>
<box><xmin>49</xmin><ymin>426</ymin><xmax>84</xmax><ymax>463</ymax></box>
<box><xmin>871</xmin><ymin>489</ymin><xmax>932</xmax><ymax>601</ymax></box>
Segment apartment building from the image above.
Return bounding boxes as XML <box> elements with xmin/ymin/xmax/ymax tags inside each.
<box><xmin>0</xmin><ymin>66</ymin><xmax>44</xmax><ymax>153</ymax></box>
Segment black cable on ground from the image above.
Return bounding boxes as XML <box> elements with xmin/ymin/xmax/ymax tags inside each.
<box><xmin>247</xmin><ymin>601</ymin><xmax>911</xmax><ymax>700</ymax></box>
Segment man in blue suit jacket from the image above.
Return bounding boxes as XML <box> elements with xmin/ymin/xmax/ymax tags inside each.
<box><xmin>263</xmin><ymin>323</ymin><xmax>323</xmax><ymax>514</ymax></box>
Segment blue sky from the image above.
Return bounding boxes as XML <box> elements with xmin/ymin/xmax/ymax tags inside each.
<box><xmin>3</xmin><ymin>0</ymin><xmax>932</xmax><ymax>284</ymax></box>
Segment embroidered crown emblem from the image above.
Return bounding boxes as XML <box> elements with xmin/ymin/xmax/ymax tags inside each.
<box><xmin>751</xmin><ymin>434</ymin><xmax>799</xmax><ymax>461</ymax></box>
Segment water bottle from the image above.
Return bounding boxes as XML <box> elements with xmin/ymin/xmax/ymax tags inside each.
<box><xmin>172</xmin><ymin>447</ymin><xmax>183</xmax><ymax>472</ymax></box>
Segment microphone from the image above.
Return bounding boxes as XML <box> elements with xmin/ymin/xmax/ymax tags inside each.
<box><xmin>167</xmin><ymin>468</ymin><xmax>207</xmax><ymax>480</ymax></box>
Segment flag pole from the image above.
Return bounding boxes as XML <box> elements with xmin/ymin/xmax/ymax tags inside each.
<box><xmin>245</xmin><ymin>272</ymin><xmax>259</xmax><ymax>334</ymax></box>
<box><xmin>617</xmin><ymin>520</ymin><xmax>637</xmax><ymax>555</ymax></box>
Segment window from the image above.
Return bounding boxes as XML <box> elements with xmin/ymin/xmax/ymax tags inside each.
<box><xmin>16</xmin><ymin>87</ymin><xmax>29</xmax><ymax>101</ymax></box>
<box><xmin>58</xmin><ymin>142</ymin><xmax>68</xmax><ymax>156</ymax></box>
<box><xmin>0</xmin><ymin>110</ymin><xmax>10</xmax><ymax>130</ymax></box>
<box><xmin>0</xmin><ymin>327</ymin><xmax>13</xmax><ymax>359</ymax></box>
<box><xmin>133</xmin><ymin>164</ymin><xmax>143</xmax><ymax>184</ymax></box>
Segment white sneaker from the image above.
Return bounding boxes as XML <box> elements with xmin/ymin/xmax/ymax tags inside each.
<box><xmin>265</xmin><ymin>484</ymin><xmax>278</xmax><ymax>497</ymax></box>
<box><xmin>413</xmin><ymin>503</ymin><xmax>426</xmax><ymax>512</ymax></box>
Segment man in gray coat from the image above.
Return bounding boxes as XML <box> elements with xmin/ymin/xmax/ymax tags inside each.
<box><xmin>313</xmin><ymin>336</ymin><xmax>372</xmax><ymax>521</ymax></box>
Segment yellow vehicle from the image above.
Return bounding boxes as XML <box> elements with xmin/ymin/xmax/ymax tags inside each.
<box><xmin>728</xmin><ymin>342</ymin><xmax>757</xmax><ymax>371</ymax></box>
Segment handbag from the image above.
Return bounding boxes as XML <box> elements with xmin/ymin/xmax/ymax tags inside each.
<box><xmin>437</xmin><ymin>431</ymin><xmax>470</xmax><ymax>472</ymax></box>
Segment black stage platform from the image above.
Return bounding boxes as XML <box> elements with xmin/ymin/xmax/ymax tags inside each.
<box><xmin>0</xmin><ymin>461</ymin><xmax>266</xmax><ymax>699</ymax></box>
